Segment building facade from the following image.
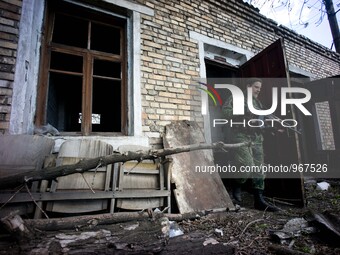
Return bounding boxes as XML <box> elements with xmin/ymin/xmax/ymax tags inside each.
<box><xmin>0</xmin><ymin>0</ymin><xmax>339</xmax><ymax>151</ymax></box>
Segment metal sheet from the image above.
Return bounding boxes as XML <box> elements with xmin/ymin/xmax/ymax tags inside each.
<box><xmin>163</xmin><ymin>121</ymin><xmax>234</xmax><ymax>213</ymax></box>
<box><xmin>0</xmin><ymin>135</ymin><xmax>54</xmax><ymax>178</ymax></box>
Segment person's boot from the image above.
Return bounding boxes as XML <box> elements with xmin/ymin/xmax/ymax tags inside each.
<box><xmin>232</xmin><ymin>186</ymin><xmax>242</xmax><ymax>204</ymax></box>
<box><xmin>253</xmin><ymin>189</ymin><xmax>280</xmax><ymax>212</ymax></box>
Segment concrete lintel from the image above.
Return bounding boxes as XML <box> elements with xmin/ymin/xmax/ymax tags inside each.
<box><xmin>289</xmin><ymin>64</ymin><xmax>315</xmax><ymax>79</ymax></box>
<box><xmin>100</xmin><ymin>0</ymin><xmax>154</xmax><ymax>16</ymax></box>
<box><xmin>189</xmin><ymin>31</ymin><xmax>254</xmax><ymax>61</ymax></box>
<box><xmin>52</xmin><ymin>136</ymin><xmax>149</xmax><ymax>153</ymax></box>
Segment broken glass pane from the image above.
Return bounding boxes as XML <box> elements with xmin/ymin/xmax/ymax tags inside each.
<box><xmin>52</xmin><ymin>13</ymin><xmax>88</xmax><ymax>48</ymax></box>
<box><xmin>50</xmin><ymin>51</ymin><xmax>83</xmax><ymax>73</ymax></box>
<box><xmin>91</xmin><ymin>22</ymin><xmax>120</xmax><ymax>54</ymax></box>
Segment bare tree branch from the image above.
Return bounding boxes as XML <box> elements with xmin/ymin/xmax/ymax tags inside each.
<box><xmin>0</xmin><ymin>141</ymin><xmax>248</xmax><ymax>190</ymax></box>
<box><xmin>244</xmin><ymin>0</ymin><xmax>340</xmax><ymax>51</ymax></box>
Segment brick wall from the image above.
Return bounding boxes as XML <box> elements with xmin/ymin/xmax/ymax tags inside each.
<box><xmin>0</xmin><ymin>0</ymin><xmax>22</xmax><ymax>134</ymax></box>
<box><xmin>136</xmin><ymin>0</ymin><xmax>340</xmax><ymax>147</ymax></box>
<box><xmin>315</xmin><ymin>101</ymin><xmax>336</xmax><ymax>150</ymax></box>
<box><xmin>140</xmin><ymin>0</ymin><xmax>202</xmax><ymax>147</ymax></box>
<box><xmin>1</xmin><ymin>0</ymin><xmax>340</xmax><ymax>143</ymax></box>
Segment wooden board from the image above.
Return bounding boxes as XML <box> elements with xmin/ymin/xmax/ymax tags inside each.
<box><xmin>115</xmin><ymin>159</ymin><xmax>166</xmax><ymax>210</ymax></box>
<box><xmin>163</xmin><ymin>121</ymin><xmax>234</xmax><ymax>213</ymax></box>
<box><xmin>239</xmin><ymin>39</ymin><xmax>305</xmax><ymax>207</ymax></box>
<box><xmin>46</xmin><ymin>139</ymin><xmax>113</xmax><ymax>213</ymax></box>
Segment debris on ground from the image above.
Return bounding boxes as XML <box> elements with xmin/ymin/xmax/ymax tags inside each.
<box><xmin>1</xmin><ymin>178</ymin><xmax>340</xmax><ymax>254</ymax></box>
<box><xmin>316</xmin><ymin>181</ymin><xmax>331</xmax><ymax>191</ymax></box>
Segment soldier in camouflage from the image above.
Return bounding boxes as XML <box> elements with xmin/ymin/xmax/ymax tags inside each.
<box><xmin>222</xmin><ymin>78</ymin><xmax>279</xmax><ymax>212</ymax></box>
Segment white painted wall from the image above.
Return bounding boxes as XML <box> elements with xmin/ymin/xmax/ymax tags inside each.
<box><xmin>9</xmin><ymin>0</ymin><xmax>45</xmax><ymax>135</ymax></box>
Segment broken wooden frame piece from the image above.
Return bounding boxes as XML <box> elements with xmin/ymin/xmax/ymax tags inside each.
<box><xmin>2</xmin><ymin>209</ymin><xmax>238</xmax><ymax>255</ymax></box>
<box><xmin>0</xmin><ymin>141</ymin><xmax>247</xmax><ymax>219</ymax></box>
<box><xmin>3</xmin><ymin>207</ymin><xmax>231</xmax><ymax>234</ymax></box>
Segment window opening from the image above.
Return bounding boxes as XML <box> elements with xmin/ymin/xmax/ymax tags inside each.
<box><xmin>47</xmin><ymin>73</ymin><xmax>82</xmax><ymax>132</ymax></box>
<box><xmin>38</xmin><ymin>1</ymin><xmax>126</xmax><ymax>135</ymax></box>
<box><xmin>52</xmin><ymin>13</ymin><xmax>88</xmax><ymax>48</ymax></box>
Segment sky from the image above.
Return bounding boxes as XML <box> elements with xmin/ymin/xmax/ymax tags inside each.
<box><xmin>243</xmin><ymin>0</ymin><xmax>340</xmax><ymax>51</ymax></box>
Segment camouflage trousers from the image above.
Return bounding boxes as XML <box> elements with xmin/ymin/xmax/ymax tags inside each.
<box><xmin>232</xmin><ymin>132</ymin><xmax>265</xmax><ymax>190</ymax></box>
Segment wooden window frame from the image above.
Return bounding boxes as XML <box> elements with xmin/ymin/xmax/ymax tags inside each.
<box><xmin>36</xmin><ymin>1</ymin><xmax>127</xmax><ymax>136</ymax></box>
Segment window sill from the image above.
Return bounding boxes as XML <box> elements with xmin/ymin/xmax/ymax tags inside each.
<box><xmin>51</xmin><ymin>135</ymin><xmax>149</xmax><ymax>153</ymax></box>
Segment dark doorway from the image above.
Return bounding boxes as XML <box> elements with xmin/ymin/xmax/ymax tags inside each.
<box><xmin>205</xmin><ymin>59</ymin><xmax>237</xmax><ymax>144</ymax></box>
<box><xmin>205</xmin><ymin>40</ymin><xmax>305</xmax><ymax>207</ymax></box>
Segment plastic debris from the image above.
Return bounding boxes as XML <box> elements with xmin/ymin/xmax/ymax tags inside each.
<box><xmin>153</xmin><ymin>208</ymin><xmax>161</xmax><ymax>213</ymax></box>
<box><xmin>270</xmin><ymin>218</ymin><xmax>316</xmax><ymax>243</ymax></box>
<box><xmin>160</xmin><ymin>217</ymin><xmax>170</xmax><ymax>237</ymax></box>
<box><xmin>34</xmin><ymin>123</ymin><xmax>60</xmax><ymax>136</ymax></box>
<box><xmin>203</xmin><ymin>238</ymin><xmax>219</xmax><ymax>246</ymax></box>
<box><xmin>123</xmin><ymin>222</ymin><xmax>139</xmax><ymax>231</ymax></box>
<box><xmin>215</xmin><ymin>228</ymin><xmax>223</xmax><ymax>236</ymax></box>
<box><xmin>316</xmin><ymin>182</ymin><xmax>330</xmax><ymax>191</ymax></box>
<box><xmin>55</xmin><ymin>230</ymin><xmax>111</xmax><ymax>248</ymax></box>
<box><xmin>169</xmin><ymin>221</ymin><xmax>184</xmax><ymax>238</ymax></box>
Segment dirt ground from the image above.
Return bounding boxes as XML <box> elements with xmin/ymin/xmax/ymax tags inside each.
<box><xmin>1</xmin><ymin>177</ymin><xmax>340</xmax><ymax>254</ymax></box>
<box><xmin>174</xmin><ymin>178</ymin><xmax>340</xmax><ymax>255</ymax></box>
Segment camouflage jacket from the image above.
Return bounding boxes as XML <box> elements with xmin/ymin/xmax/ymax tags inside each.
<box><xmin>222</xmin><ymin>93</ymin><xmax>264</xmax><ymax>137</ymax></box>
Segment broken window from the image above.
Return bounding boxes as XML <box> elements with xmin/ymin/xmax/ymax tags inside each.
<box><xmin>314</xmin><ymin>101</ymin><xmax>336</xmax><ymax>150</ymax></box>
<box><xmin>36</xmin><ymin>1</ymin><xmax>127</xmax><ymax>135</ymax></box>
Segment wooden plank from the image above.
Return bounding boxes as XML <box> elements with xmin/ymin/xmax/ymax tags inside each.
<box><xmin>113</xmin><ymin>190</ymin><xmax>170</xmax><ymax>198</ymax></box>
<box><xmin>119</xmin><ymin>174</ymin><xmax>159</xmax><ymax>189</ymax></box>
<box><xmin>0</xmin><ymin>191</ymin><xmax>115</xmax><ymax>203</ymax></box>
<box><xmin>115</xmin><ymin>158</ymin><xmax>167</xmax><ymax>210</ymax></box>
<box><xmin>0</xmin><ymin>190</ymin><xmax>170</xmax><ymax>203</ymax></box>
<box><xmin>47</xmin><ymin>139</ymin><xmax>113</xmax><ymax>213</ymax></box>
<box><xmin>110</xmin><ymin>163</ymin><xmax>119</xmax><ymax>213</ymax></box>
<box><xmin>123</xmin><ymin>169</ymin><xmax>159</xmax><ymax>174</ymax></box>
<box><xmin>105</xmin><ymin>164</ymin><xmax>112</xmax><ymax>191</ymax></box>
<box><xmin>52</xmin><ymin>200</ymin><xmax>107</xmax><ymax>213</ymax></box>
<box><xmin>34</xmin><ymin>155</ymin><xmax>55</xmax><ymax>218</ymax></box>
<box><xmin>57</xmin><ymin>139</ymin><xmax>113</xmax><ymax>158</ymax></box>
<box><xmin>164</xmin><ymin>161</ymin><xmax>172</xmax><ymax>213</ymax></box>
<box><xmin>55</xmin><ymin>172</ymin><xmax>106</xmax><ymax>190</ymax></box>
<box><xmin>123</xmin><ymin>161</ymin><xmax>158</xmax><ymax>170</ymax></box>
<box><xmin>116</xmin><ymin>198</ymin><xmax>163</xmax><ymax>210</ymax></box>
<box><xmin>163</xmin><ymin>121</ymin><xmax>234</xmax><ymax>213</ymax></box>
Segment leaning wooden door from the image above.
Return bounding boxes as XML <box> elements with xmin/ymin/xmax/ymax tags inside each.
<box><xmin>239</xmin><ymin>39</ymin><xmax>304</xmax><ymax>206</ymax></box>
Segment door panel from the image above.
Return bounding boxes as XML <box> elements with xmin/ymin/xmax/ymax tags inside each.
<box><xmin>240</xmin><ymin>39</ymin><xmax>287</xmax><ymax>78</ymax></box>
<box><xmin>239</xmin><ymin>39</ymin><xmax>304</xmax><ymax>206</ymax></box>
